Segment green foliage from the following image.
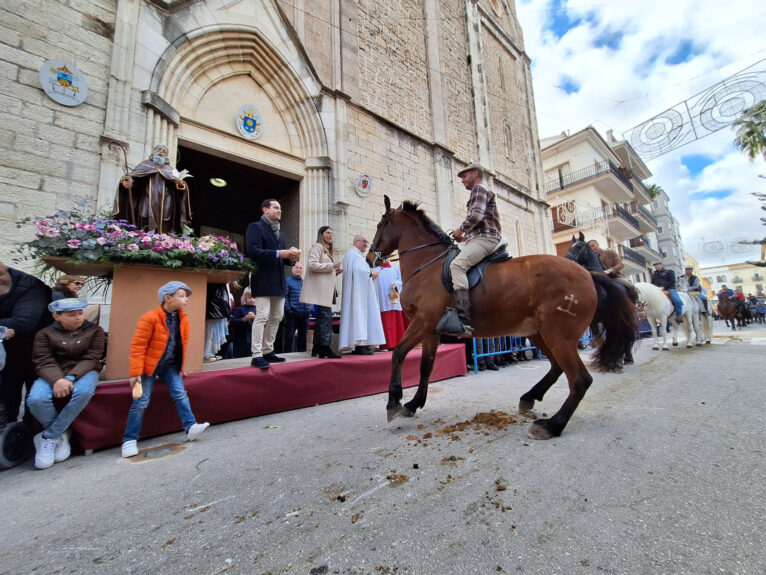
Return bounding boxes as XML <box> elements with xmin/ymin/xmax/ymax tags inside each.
<box><xmin>13</xmin><ymin>209</ymin><xmax>256</xmax><ymax>275</ymax></box>
<box><xmin>733</xmin><ymin>99</ymin><xmax>766</xmax><ymax>162</ymax></box>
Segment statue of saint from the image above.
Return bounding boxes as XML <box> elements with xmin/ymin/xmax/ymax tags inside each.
<box><xmin>113</xmin><ymin>144</ymin><xmax>192</xmax><ymax>234</ymax></box>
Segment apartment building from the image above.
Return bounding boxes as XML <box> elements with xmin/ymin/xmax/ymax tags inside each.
<box><xmin>541</xmin><ymin>127</ymin><xmax>660</xmax><ymax>282</ymax></box>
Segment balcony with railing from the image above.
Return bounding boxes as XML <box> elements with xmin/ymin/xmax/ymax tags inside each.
<box><xmin>545</xmin><ymin>160</ymin><xmax>634</xmax><ymax>202</ymax></box>
<box><xmin>619</xmin><ymin>244</ymin><xmax>646</xmax><ymax>273</ymax></box>
<box><xmin>604</xmin><ymin>203</ymin><xmax>640</xmax><ymax>240</ymax></box>
<box><xmin>630</xmin><ymin>177</ymin><xmax>652</xmax><ymax>203</ymax></box>
<box><xmin>753</xmin><ymin>273</ymin><xmax>764</xmax><ymax>281</ymax></box>
<box><xmin>629</xmin><ymin>235</ymin><xmax>663</xmax><ymax>261</ymax></box>
<box><xmin>625</xmin><ymin>202</ymin><xmax>658</xmax><ymax>232</ymax></box>
<box><xmin>733</xmin><ymin>276</ymin><xmax>743</xmax><ymax>283</ymax></box>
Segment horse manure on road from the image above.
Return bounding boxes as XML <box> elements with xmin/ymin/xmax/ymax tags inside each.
<box><xmin>407</xmin><ymin>410</ymin><xmax>528</xmax><ymax>445</ymax></box>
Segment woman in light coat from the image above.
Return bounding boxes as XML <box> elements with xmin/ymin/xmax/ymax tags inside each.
<box><xmin>299</xmin><ymin>226</ymin><xmax>343</xmax><ymax>358</ymax></box>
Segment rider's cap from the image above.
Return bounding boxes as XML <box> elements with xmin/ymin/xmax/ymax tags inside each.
<box><xmin>685</xmin><ymin>265</ymin><xmax>693</xmax><ymax>269</ymax></box>
<box><xmin>457</xmin><ymin>163</ymin><xmax>484</xmax><ymax>178</ymax></box>
<box><xmin>652</xmin><ymin>260</ymin><xmax>662</xmax><ymax>265</ymax></box>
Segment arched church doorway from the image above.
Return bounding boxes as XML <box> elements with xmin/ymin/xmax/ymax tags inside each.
<box><xmin>176</xmin><ymin>144</ymin><xmax>301</xmax><ymax>254</ymax></box>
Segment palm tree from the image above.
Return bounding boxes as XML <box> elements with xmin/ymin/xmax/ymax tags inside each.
<box><xmin>733</xmin><ymin>99</ymin><xmax>766</xmax><ymax>161</ymax></box>
<box><xmin>647</xmin><ymin>183</ymin><xmax>664</xmax><ymax>199</ymax></box>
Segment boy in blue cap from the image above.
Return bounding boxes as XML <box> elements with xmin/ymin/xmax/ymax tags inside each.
<box><xmin>28</xmin><ymin>298</ymin><xmax>105</xmax><ymax>469</ymax></box>
<box><xmin>121</xmin><ymin>281</ymin><xmax>209</xmax><ymax>458</ymax></box>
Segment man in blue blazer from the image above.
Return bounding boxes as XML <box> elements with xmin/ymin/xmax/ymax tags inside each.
<box><xmin>245</xmin><ymin>199</ymin><xmax>300</xmax><ymax>368</ymax></box>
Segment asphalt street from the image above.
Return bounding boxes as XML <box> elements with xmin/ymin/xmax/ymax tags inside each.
<box><xmin>1</xmin><ymin>324</ymin><xmax>764</xmax><ymax>575</ymax></box>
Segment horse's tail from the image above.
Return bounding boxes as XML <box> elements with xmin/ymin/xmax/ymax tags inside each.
<box><xmin>590</xmin><ymin>273</ymin><xmax>638</xmax><ymax>372</ymax></box>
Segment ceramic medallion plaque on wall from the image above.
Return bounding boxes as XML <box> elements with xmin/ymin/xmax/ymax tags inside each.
<box><xmin>355</xmin><ymin>173</ymin><xmax>373</xmax><ymax>198</ymax></box>
<box><xmin>39</xmin><ymin>59</ymin><xmax>88</xmax><ymax>106</ymax></box>
<box><xmin>236</xmin><ymin>105</ymin><xmax>263</xmax><ymax>140</ymax></box>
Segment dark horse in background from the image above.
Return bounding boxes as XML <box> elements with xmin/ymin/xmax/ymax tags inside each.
<box><xmin>367</xmin><ymin>197</ymin><xmax>637</xmax><ymax>439</ymax></box>
<box><xmin>564</xmin><ymin>232</ymin><xmax>638</xmax><ymax>368</ymax></box>
<box><xmin>717</xmin><ymin>297</ymin><xmax>748</xmax><ymax>330</ymax></box>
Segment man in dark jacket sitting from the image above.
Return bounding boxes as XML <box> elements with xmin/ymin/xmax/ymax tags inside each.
<box><xmin>0</xmin><ymin>261</ymin><xmax>52</xmax><ymax>421</ymax></box>
<box><xmin>27</xmin><ymin>298</ymin><xmax>105</xmax><ymax>469</ymax></box>
<box><xmin>651</xmin><ymin>261</ymin><xmax>684</xmax><ymax>323</ymax></box>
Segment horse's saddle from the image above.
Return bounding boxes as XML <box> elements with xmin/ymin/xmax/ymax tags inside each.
<box><xmin>441</xmin><ymin>237</ymin><xmax>511</xmax><ymax>294</ymax></box>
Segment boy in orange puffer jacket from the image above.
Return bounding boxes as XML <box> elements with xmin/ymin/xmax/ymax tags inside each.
<box><xmin>121</xmin><ymin>281</ymin><xmax>210</xmax><ymax>458</ymax></box>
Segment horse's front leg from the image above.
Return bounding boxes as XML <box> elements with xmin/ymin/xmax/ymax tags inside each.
<box><xmin>662</xmin><ymin>317</ymin><xmax>671</xmax><ymax>350</ymax></box>
<box><xmin>520</xmin><ymin>336</ymin><xmax>562</xmax><ymax>411</ymax></box>
<box><xmin>682</xmin><ymin>316</ymin><xmax>693</xmax><ymax>348</ymax></box>
<box><xmin>387</xmin><ymin>321</ymin><xmax>428</xmax><ymax>422</ymax></box>
<box><xmin>402</xmin><ymin>334</ymin><xmax>440</xmax><ymax>415</ymax></box>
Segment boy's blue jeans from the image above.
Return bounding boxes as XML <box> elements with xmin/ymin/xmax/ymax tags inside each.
<box><xmin>26</xmin><ymin>371</ymin><xmax>100</xmax><ymax>439</ymax></box>
<box><xmin>123</xmin><ymin>365</ymin><xmax>196</xmax><ymax>442</ymax></box>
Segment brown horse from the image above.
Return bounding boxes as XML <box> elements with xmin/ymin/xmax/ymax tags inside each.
<box><xmin>716</xmin><ymin>297</ymin><xmax>739</xmax><ymax>330</ymax></box>
<box><xmin>367</xmin><ymin>196</ymin><xmax>637</xmax><ymax>439</ymax></box>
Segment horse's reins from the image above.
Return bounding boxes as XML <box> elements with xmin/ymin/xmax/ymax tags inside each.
<box><xmin>371</xmin><ymin>209</ymin><xmax>452</xmax><ymax>286</ymax></box>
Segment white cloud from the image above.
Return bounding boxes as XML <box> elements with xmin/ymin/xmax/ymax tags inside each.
<box><xmin>517</xmin><ymin>0</ymin><xmax>766</xmax><ymax>266</ymax></box>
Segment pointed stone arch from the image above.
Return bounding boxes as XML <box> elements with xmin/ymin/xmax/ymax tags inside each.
<box><xmin>142</xmin><ymin>25</ymin><xmax>333</xmax><ymax>249</ymax></box>
<box><xmin>146</xmin><ymin>24</ymin><xmax>328</xmax><ymax>162</ymax></box>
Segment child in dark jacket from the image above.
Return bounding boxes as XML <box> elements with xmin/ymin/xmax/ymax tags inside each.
<box><xmin>121</xmin><ymin>281</ymin><xmax>209</xmax><ymax>458</ymax></box>
<box><xmin>284</xmin><ymin>263</ymin><xmax>311</xmax><ymax>352</ymax></box>
<box><xmin>27</xmin><ymin>298</ymin><xmax>105</xmax><ymax>470</ymax></box>
<box><xmin>230</xmin><ymin>289</ymin><xmax>257</xmax><ymax>358</ymax></box>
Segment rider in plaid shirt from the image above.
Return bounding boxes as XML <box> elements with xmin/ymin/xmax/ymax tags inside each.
<box><xmin>438</xmin><ymin>163</ymin><xmax>502</xmax><ymax>337</ymax></box>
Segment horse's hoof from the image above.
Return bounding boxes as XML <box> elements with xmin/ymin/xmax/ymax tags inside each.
<box><xmin>386</xmin><ymin>405</ymin><xmax>414</xmax><ymax>422</ymax></box>
<box><xmin>672</xmin><ymin>342</ymin><xmax>679</xmax><ymax>347</ymax></box>
<box><xmin>696</xmin><ymin>343</ymin><xmax>702</xmax><ymax>347</ymax></box>
<box><xmin>652</xmin><ymin>346</ymin><xmax>659</xmax><ymax>351</ymax></box>
<box><xmin>527</xmin><ymin>421</ymin><xmax>554</xmax><ymax>440</ymax></box>
<box><xmin>519</xmin><ymin>399</ymin><xmax>535</xmax><ymax>412</ymax></box>
<box><xmin>706</xmin><ymin>341</ymin><xmax>711</xmax><ymax>344</ymax></box>
<box><xmin>686</xmin><ymin>344</ymin><xmax>693</xmax><ymax>349</ymax></box>
<box><xmin>662</xmin><ymin>347</ymin><xmax>669</xmax><ymax>351</ymax></box>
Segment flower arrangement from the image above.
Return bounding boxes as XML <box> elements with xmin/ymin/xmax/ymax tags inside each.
<box><xmin>15</xmin><ymin>209</ymin><xmax>255</xmax><ymax>274</ymax></box>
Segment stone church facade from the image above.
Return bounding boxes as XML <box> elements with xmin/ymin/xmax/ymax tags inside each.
<box><xmin>0</xmin><ymin>0</ymin><xmax>552</xmax><ymax>268</ymax></box>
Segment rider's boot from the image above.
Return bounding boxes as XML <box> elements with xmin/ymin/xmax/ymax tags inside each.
<box><xmin>436</xmin><ymin>289</ymin><xmax>474</xmax><ymax>337</ymax></box>
<box><xmin>454</xmin><ymin>289</ymin><xmax>474</xmax><ymax>337</ymax></box>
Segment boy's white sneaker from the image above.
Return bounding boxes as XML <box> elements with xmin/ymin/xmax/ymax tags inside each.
<box><xmin>186</xmin><ymin>422</ymin><xmax>210</xmax><ymax>441</ymax></box>
<box><xmin>53</xmin><ymin>430</ymin><xmax>71</xmax><ymax>463</ymax></box>
<box><xmin>121</xmin><ymin>440</ymin><xmax>139</xmax><ymax>458</ymax></box>
<box><xmin>33</xmin><ymin>432</ymin><xmax>57</xmax><ymax>470</ymax></box>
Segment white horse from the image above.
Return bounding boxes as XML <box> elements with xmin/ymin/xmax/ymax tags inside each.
<box><xmin>700</xmin><ymin>304</ymin><xmax>714</xmax><ymax>344</ymax></box>
<box><xmin>676</xmin><ymin>282</ymin><xmax>705</xmax><ymax>347</ymax></box>
<box><xmin>634</xmin><ymin>283</ymin><xmax>697</xmax><ymax>350</ymax></box>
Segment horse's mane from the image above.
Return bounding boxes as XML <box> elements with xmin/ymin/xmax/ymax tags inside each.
<box><xmin>400</xmin><ymin>201</ymin><xmax>453</xmax><ymax>245</ymax></box>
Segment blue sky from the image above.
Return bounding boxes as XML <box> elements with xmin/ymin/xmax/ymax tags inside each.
<box><xmin>517</xmin><ymin>0</ymin><xmax>765</xmax><ymax>266</ymax></box>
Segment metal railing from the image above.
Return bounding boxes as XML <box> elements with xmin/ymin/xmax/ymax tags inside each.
<box><xmin>545</xmin><ymin>160</ymin><xmax>633</xmax><ymax>194</ymax></box>
<box><xmin>620</xmin><ymin>244</ymin><xmax>646</xmax><ymax>266</ymax></box>
<box><xmin>604</xmin><ymin>203</ymin><xmax>640</xmax><ymax>231</ymax></box>
<box><xmin>625</xmin><ymin>202</ymin><xmax>658</xmax><ymax>226</ymax></box>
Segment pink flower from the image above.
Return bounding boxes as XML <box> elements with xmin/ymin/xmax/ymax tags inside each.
<box><xmin>127</xmin><ymin>243</ymin><xmax>139</xmax><ymax>252</ymax></box>
<box><xmin>97</xmin><ymin>237</ymin><xmax>107</xmax><ymax>245</ymax></box>
<box><xmin>67</xmin><ymin>239</ymin><xmax>81</xmax><ymax>248</ymax></box>
<box><xmin>198</xmin><ymin>242</ymin><xmax>211</xmax><ymax>252</ymax></box>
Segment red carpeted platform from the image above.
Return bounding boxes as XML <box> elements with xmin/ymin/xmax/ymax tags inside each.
<box><xmin>71</xmin><ymin>344</ymin><xmax>467</xmax><ymax>451</ymax></box>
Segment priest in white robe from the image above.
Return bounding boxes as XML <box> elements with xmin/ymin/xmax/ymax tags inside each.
<box><xmin>339</xmin><ymin>234</ymin><xmax>386</xmax><ymax>355</ymax></box>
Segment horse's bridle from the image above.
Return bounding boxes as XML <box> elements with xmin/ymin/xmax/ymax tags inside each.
<box><xmin>370</xmin><ymin>207</ymin><xmax>453</xmax><ymax>283</ymax></box>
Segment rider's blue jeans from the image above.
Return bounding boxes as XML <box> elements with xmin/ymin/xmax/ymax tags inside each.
<box><xmin>668</xmin><ymin>288</ymin><xmax>684</xmax><ymax>317</ymax></box>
